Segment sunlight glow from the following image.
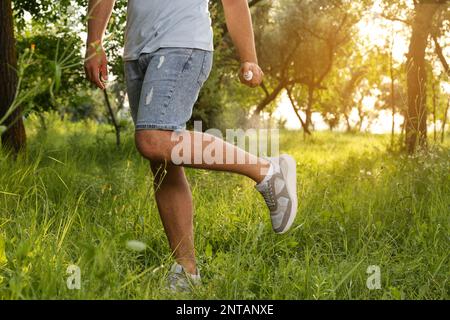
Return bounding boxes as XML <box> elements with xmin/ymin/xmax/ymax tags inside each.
<box><xmin>274</xmin><ymin>1</ymin><xmax>413</xmax><ymax>133</ymax></box>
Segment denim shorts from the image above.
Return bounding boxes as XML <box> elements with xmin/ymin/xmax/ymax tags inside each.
<box><xmin>124</xmin><ymin>47</ymin><xmax>213</xmax><ymax>131</ymax></box>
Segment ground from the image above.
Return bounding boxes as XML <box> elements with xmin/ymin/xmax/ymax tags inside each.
<box><xmin>0</xmin><ymin>113</ymin><xmax>448</xmax><ymax>299</ymax></box>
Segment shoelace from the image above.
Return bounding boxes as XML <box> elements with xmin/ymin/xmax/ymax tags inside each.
<box><xmin>261</xmin><ymin>183</ymin><xmax>276</xmax><ymax>210</ymax></box>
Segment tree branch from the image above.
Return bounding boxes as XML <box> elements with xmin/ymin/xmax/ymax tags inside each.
<box><xmin>432</xmin><ymin>34</ymin><xmax>450</xmax><ymax>76</ymax></box>
<box><xmin>299</xmin><ymin>25</ymin><xmax>328</xmax><ymax>41</ymax></box>
<box><xmin>260</xmin><ymin>81</ymin><xmax>270</xmax><ymax>97</ymax></box>
<box><xmin>286</xmin><ymin>85</ymin><xmax>311</xmax><ymax>134</ymax></box>
<box><xmin>380</xmin><ymin>13</ymin><xmax>411</xmax><ymax>26</ymax></box>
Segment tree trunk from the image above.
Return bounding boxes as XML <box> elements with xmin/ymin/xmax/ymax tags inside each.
<box><xmin>250</xmin><ymin>82</ymin><xmax>285</xmax><ymax>128</ymax></box>
<box><xmin>0</xmin><ymin>0</ymin><xmax>26</xmax><ymax>154</ymax></box>
<box><xmin>344</xmin><ymin>113</ymin><xmax>352</xmax><ymax>132</ymax></box>
<box><xmin>432</xmin><ymin>34</ymin><xmax>450</xmax><ymax>77</ymax></box>
<box><xmin>442</xmin><ymin>98</ymin><xmax>449</xmax><ymax>143</ymax></box>
<box><xmin>286</xmin><ymin>86</ymin><xmax>311</xmax><ymax>136</ymax></box>
<box><xmin>432</xmin><ymin>81</ymin><xmax>437</xmax><ymax>142</ymax></box>
<box><xmin>252</xmin><ymin>82</ymin><xmax>285</xmax><ymax>116</ymax></box>
<box><xmin>390</xmin><ymin>40</ymin><xmax>396</xmax><ymax>146</ymax></box>
<box><xmin>400</xmin><ymin>112</ymin><xmax>406</xmax><ymax>141</ymax></box>
<box><xmin>305</xmin><ymin>86</ymin><xmax>314</xmax><ymax>132</ymax></box>
<box><xmin>405</xmin><ymin>2</ymin><xmax>440</xmax><ymax>153</ymax></box>
<box><xmin>103</xmin><ymin>89</ymin><xmax>121</xmax><ymax>147</ymax></box>
<box><xmin>357</xmin><ymin>112</ymin><xmax>364</xmax><ymax>132</ymax></box>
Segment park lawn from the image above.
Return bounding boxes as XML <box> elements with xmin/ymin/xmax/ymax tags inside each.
<box><xmin>0</xmin><ymin>114</ymin><xmax>448</xmax><ymax>300</ymax></box>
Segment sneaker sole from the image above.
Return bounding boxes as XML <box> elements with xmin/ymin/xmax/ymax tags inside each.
<box><xmin>276</xmin><ymin>154</ymin><xmax>298</xmax><ymax>234</ymax></box>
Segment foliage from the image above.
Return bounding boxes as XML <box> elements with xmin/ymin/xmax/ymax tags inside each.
<box><xmin>7</xmin><ymin>0</ymin><xmax>450</xmax><ymax>134</ymax></box>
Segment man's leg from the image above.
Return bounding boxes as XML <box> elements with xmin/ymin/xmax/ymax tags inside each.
<box><xmin>150</xmin><ymin>161</ymin><xmax>197</xmax><ymax>275</ymax></box>
<box><xmin>143</xmin><ymin>130</ymin><xmax>269</xmax><ymax>275</ymax></box>
<box><xmin>136</xmin><ymin>130</ymin><xmax>270</xmax><ymax>183</ymax></box>
<box><xmin>140</xmin><ymin>129</ymin><xmax>297</xmax><ymax>276</ymax></box>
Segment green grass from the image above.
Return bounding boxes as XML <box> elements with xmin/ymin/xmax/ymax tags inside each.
<box><xmin>0</xmin><ymin>114</ymin><xmax>449</xmax><ymax>299</ymax></box>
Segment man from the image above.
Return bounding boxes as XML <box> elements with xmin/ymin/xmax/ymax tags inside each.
<box><xmin>85</xmin><ymin>0</ymin><xmax>298</xmax><ymax>291</ymax></box>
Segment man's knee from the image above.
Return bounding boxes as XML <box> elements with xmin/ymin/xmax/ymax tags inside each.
<box><xmin>135</xmin><ymin>130</ymin><xmax>168</xmax><ymax>161</ymax></box>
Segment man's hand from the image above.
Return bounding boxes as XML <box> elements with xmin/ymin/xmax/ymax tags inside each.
<box><xmin>239</xmin><ymin>62</ymin><xmax>264</xmax><ymax>87</ymax></box>
<box><xmin>221</xmin><ymin>0</ymin><xmax>262</xmax><ymax>89</ymax></box>
<box><xmin>84</xmin><ymin>41</ymin><xmax>108</xmax><ymax>90</ymax></box>
<box><xmin>85</xmin><ymin>0</ymin><xmax>115</xmax><ymax>89</ymax></box>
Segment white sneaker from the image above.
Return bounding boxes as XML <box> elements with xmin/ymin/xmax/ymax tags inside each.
<box><xmin>167</xmin><ymin>263</ymin><xmax>201</xmax><ymax>292</ymax></box>
<box><xmin>256</xmin><ymin>154</ymin><xmax>298</xmax><ymax>234</ymax></box>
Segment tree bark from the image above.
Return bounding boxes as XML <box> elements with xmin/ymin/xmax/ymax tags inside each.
<box><xmin>103</xmin><ymin>89</ymin><xmax>121</xmax><ymax>147</ymax></box>
<box><xmin>286</xmin><ymin>86</ymin><xmax>311</xmax><ymax>135</ymax></box>
<box><xmin>432</xmin><ymin>81</ymin><xmax>437</xmax><ymax>142</ymax></box>
<box><xmin>0</xmin><ymin>0</ymin><xmax>26</xmax><ymax>154</ymax></box>
<box><xmin>305</xmin><ymin>85</ymin><xmax>314</xmax><ymax>132</ymax></box>
<box><xmin>432</xmin><ymin>34</ymin><xmax>450</xmax><ymax>77</ymax></box>
<box><xmin>357</xmin><ymin>105</ymin><xmax>365</xmax><ymax>132</ymax></box>
<box><xmin>390</xmin><ymin>36</ymin><xmax>396</xmax><ymax>146</ymax></box>
<box><xmin>442</xmin><ymin>98</ymin><xmax>449</xmax><ymax>143</ymax></box>
<box><xmin>343</xmin><ymin>112</ymin><xmax>352</xmax><ymax>132</ymax></box>
<box><xmin>250</xmin><ymin>82</ymin><xmax>285</xmax><ymax>125</ymax></box>
<box><xmin>405</xmin><ymin>2</ymin><xmax>440</xmax><ymax>153</ymax></box>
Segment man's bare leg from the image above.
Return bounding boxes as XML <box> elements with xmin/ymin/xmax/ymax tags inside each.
<box><xmin>139</xmin><ymin>130</ymin><xmax>271</xmax><ymax>276</ymax></box>
<box><xmin>150</xmin><ymin>161</ymin><xmax>197</xmax><ymax>275</ymax></box>
<box><xmin>136</xmin><ymin>130</ymin><xmax>271</xmax><ymax>183</ymax></box>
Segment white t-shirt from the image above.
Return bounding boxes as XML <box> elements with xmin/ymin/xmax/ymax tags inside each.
<box><xmin>123</xmin><ymin>0</ymin><xmax>214</xmax><ymax>61</ymax></box>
